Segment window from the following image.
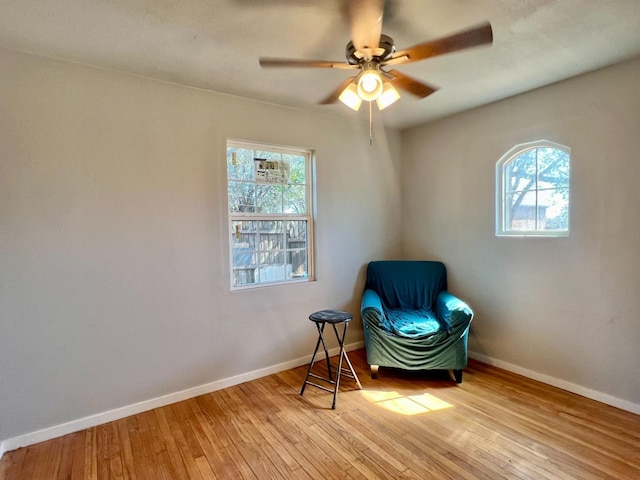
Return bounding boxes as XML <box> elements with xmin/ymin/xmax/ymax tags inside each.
<box><xmin>496</xmin><ymin>140</ymin><xmax>570</xmax><ymax>237</ymax></box>
<box><xmin>226</xmin><ymin>140</ymin><xmax>314</xmax><ymax>289</ymax></box>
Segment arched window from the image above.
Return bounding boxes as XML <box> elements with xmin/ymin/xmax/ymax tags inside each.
<box><xmin>496</xmin><ymin>140</ymin><xmax>570</xmax><ymax>237</ymax></box>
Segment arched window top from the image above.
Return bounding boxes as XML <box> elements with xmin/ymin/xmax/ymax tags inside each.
<box><xmin>496</xmin><ymin>140</ymin><xmax>570</xmax><ymax>237</ymax></box>
<box><xmin>498</xmin><ymin>140</ymin><xmax>570</xmax><ymax>168</ymax></box>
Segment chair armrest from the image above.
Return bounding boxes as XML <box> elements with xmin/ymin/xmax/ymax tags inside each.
<box><xmin>362</xmin><ymin>288</ymin><xmax>383</xmax><ymax>313</ymax></box>
<box><xmin>361</xmin><ymin>289</ymin><xmax>388</xmax><ymax>330</ymax></box>
<box><xmin>436</xmin><ymin>291</ymin><xmax>474</xmax><ymax>334</ymax></box>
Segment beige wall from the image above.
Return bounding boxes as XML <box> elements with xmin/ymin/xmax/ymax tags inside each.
<box><xmin>401</xmin><ymin>57</ymin><xmax>640</xmax><ymax>410</ymax></box>
<box><xmin>3</xmin><ymin>44</ymin><xmax>639</xmax><ymax>448</ymax></box>
<box><xmin>0</xmin><ymin>47</ymin><xmax>402</xmax><ymax>443</ymax></box>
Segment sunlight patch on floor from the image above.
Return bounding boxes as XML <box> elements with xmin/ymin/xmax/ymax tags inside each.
<box><xmin>359</xmin><ymin>390</ymin><xmax>454</xmax><ymax>416</ymax></box>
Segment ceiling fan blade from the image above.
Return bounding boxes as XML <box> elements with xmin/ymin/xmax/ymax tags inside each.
<box><xmin>385</xmin><ymin>69</ymin><xmax>438</xmax><ymax>98</ymax></box>
<box><xmin>319</xmin><ymin>76</ymin><xmax>358</xmax><ymax>105</ymax></box>
<box><xmin>345</xmin><ymin>0</ymin><xmax>384</xmax><ymax>59</ymax></box>
<box><xmin>392</xmin><ymin>22</ymin><xmax>493</xmax><ymax>64</ymax></box>
<box><xmin>259</xmin><ymin>58</ymin><xmax>357</xmax><ymax>69</ymax></box>
<box><xmin>382</xmin><ymin>55</ymin><xmax>409</xmax><ymax>66</ymax></box>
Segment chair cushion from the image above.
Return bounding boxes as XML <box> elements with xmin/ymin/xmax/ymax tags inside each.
<box><xmin>385</xmin><ymin>308</ymin><xmax>443</xmax><ymax>339</ymax></box>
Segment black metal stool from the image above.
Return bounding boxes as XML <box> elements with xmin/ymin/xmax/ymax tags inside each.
<box><xmin>300</xmin><ymin>309</ymin><xmax>362</xmax><ymax>409</ymax></box>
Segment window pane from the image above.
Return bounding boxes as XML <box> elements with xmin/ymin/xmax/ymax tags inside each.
<box><xmin>256</xmin><ymin>184</ymin><xmax>283</xmax><ymax>213</ymax></box>
<box><xmin>231</xmin><ymin>222</ymin><xmax>257</xmax><ymax>284</ymax></box>
<box><xmin>506</xmin><ymin>149</ymin><xmax>537</xmax><ymax>193</ymax></box>
<box><xmin>283</xmin><ymin>185</ymin><xmax>306</xmax><ymax>214</ymax></box>
<box><xmin>537</xmin><ymin>148</ymin><xmax>569</xmax><ymax>188</ymax></box>
<box><xmin>287</xmin><ymin>221</ymin><xmax>308</xmax><ymax>278</ymax></box>
<box><xmin>257</xmin><ymin>251</ymin><xmax>286</xmax><ymax>283</ymax></box>
<box><xmin>286</xmin><ymin>220</ymin><xmax>307</xmax><ymax>242</ymax></box>
<box><xmin>233</xmin><ymin>267</ymin><xmax>256</xmax><ymax>286</ymax></box>
<box><xmin>228</xmin><ymin>181</ymin><xmax>255</xmax><ymax>213</ymax></box>
<box><xmin>507</xmin><ymin>190</ymin><xmax>538</xmax><ymax>231</ymax></box>
<box><xmin>232</xmin><ymin>248</ymin><xmax>256</xmax><ymax>267</ymax></box>
<box><xmin>539</xmin><ymin>188</ymin><xmax>569</xmax><ymax>231</ymax></box>
<box><xmin>255</xmin><ymin>158</ymin><xmax>290</xmax><ymax>185</ymax></box>
<box><xmin>231</xmin><ymin>219</ymin><xmax>258</xmax><ymax>286</ymax></box>
<box><xmin>259</xmin><ymin>250</ymin><xmax>284</xmax><ymax>265</ymax></box>
<box><xmin>284</xmin><ymin>154</ymin><xmax>306</xmax><ymax>184</ymax></box>
<box><xmin>258</xmin><ymin>220</ymin><xmax>283</xmax><ymax>233</ymax></box>
<box><xmin>231</xmin><ymin>220</ymin><xmax>257</xmax><ymax>249</ymax></box>
<box><xmin>258</xmin><ymin>221</ymin><xmax>284</xmax><ymax>255</ymax></box>
<box><xmin>288</xmin><ymin>249</ymin><xmax>308</xmax><ymax>279</ymax></box>
<box><xmin>227</xmin><ymin>148</ymin><xmax>256</xmax><ymax>181</ymax></box>
<box><xmin>259</xmin><ymin>232</ymin><xmax>284</xmax><ymax>250</ymax></box>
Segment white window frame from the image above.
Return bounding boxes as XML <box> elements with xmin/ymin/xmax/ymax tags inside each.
<box><xmin>226</xmin><ymin>139</ymin><xmax>315</xmax><ymax>290</ymax></box>
<box><xmin>496</xmin><ymin>139</ymin><xmax>570</xmax><ymax>237</ymax></box>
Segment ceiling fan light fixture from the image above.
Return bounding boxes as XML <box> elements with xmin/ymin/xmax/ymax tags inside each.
<box><xmin>338</xmin><ymin>82</ymin><xmax>363</xmax><ymax>111</ymax></box>
<box><xmin>356</xmin><ymin>62</ymin><xmax>383</xmax><ymax>101</ymax></box>
<box><xmin>376</xmin><ymin>82</ymin><xmax>400</xmax><ymax>110</ymax></box>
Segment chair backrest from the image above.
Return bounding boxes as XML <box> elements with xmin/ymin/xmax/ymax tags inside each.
<box><xmin>365</xmin><ymin>261</ymin><xmax>447</xmax><ymax>311</ymax></box>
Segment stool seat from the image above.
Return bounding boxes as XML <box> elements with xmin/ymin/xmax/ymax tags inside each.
<box><xmin>309</xmin><ymin>309</ymin><xmax>352</xmax><ymax>323</ymax></box>
<box><xmin>300</xmin><ymin>309</ymin><xmax>361</xmax><ymax>409</ymax></box>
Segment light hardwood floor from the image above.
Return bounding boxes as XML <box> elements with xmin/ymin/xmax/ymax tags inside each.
<box><xmin>1</xmin><ymin>349</ymin><xmax>639</xmax><ymax>479</ymax></box>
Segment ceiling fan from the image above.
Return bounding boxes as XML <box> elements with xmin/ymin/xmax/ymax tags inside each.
<box><xmin>259</xmin><ymin>0</ymin><xmax>493</xmax><ymax>112</ymax></box>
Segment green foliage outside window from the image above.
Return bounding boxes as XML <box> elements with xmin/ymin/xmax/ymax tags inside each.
<box><xmin>227</xmin><ymin>141</ymin><xmax>313</xmax><ymax>288</ymax></box>
<box><xmin>497</xmin><ymin>141</ymin><xmax>570</xmax><ymax>236</ymax></box>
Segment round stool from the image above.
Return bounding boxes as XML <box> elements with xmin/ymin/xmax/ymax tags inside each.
<box><xmin>300</xmin><ymin>310</ymin><xmax>362</xmax><ymax>409</ymax></box>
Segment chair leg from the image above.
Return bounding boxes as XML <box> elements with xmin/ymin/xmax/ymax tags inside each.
<box><xmin>370</xmin><ymin>365</ymin><xmax>379</xmax><ymax>379</ymax></box>
<box><xmin>453</xmin><ymin>369</ymin><xmax>463</xmax><ymax>384</ymax></box>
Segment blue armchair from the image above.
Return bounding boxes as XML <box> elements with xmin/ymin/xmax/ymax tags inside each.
<box><xmin>360</xmin><ymin>261</ymin><xmax>473</xmax><ymax>382</ymax></box>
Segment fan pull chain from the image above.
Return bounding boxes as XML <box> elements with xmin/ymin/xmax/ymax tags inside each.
<box><xmin>369</xmin><ymin>101</ymin><xmax>373</xmax><ymax>146</ymax></box>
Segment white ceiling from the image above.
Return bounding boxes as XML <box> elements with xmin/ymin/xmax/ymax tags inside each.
<box><xmin>1</xmin><ymin>0</ymin><xmax>639</xmax><ymax>129</ymax></box>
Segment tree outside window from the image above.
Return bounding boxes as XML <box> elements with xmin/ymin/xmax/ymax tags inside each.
<box><xmin>496</xmin><ymin>140</ymin><xmax>570</xmax><ymax>237</ymax></box>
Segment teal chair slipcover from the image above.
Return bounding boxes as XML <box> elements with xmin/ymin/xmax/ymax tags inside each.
<box><xmin>360</xmin><ymin>261</ymin><xmax>473</xmax><ymax>382</ymax></box>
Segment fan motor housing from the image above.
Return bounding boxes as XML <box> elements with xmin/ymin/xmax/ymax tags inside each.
<box><xmin>346</xmin><ymin>34</ymin><xmax>395</xmax><ymax>64</ymax></box>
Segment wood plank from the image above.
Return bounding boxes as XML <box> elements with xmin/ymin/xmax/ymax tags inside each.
<box><xmin>113</xmin><ymin>419</ymin><xmax>135</xmax><ymax>480</ymax></box>
<box><xmin>123</xmin><ymin>416</ymin><xmax>149</xmax><ymax>480</ymax></box>
<box><xmin>22</xmin><ymin>442</ymin><xmax>53</xmax><ymax>480</ymax></box>
<box><xmin>192</xmin><ymin>393</ymin><xmax>259</xmax><ymax>479</ymax></box>
<box><xmin>83</xmin><ymin>427</ymin><xmax>98</xmax><ymax>480</ymax></box>
<box><xmin>137</xmin><ymin>409</ymin><xmax>177</xmax><ymax>480</ymax></box>
<box><xmin>152</xmin><ymin>407</ymin><xmax>192</xmax><ymax>480</ymax></box>
<box><xmin>212</xmin><ymin>388</ymin><xmax>287</xmax><ymax>479</ymax></box>
<box><xmin>1</xmin><ymin>351</ymin><xmax>639</xmax><ymax>480</ymax></box>
<box><xmin>54</xmin><ymin>433</ymin><xmax>77</xmax><ymax>480</ymax></box>
<box><xmin>185</xmin><ymin>397</ymin><xmax>238</xmax><ymax>479</ymax></box>
<box><xmin>94</xmin><ymin>424</ymin><xmax>110</xmax><ymax>480</ymax></box>
<box><xmin>0</xmin><ymin>447</ymin><xmax>27</xmax><ymax>479</ymax></box>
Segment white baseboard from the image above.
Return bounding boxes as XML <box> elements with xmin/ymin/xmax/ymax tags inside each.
<box><xmin>469</xmin><ymin>351</ymin><xmax>640</xmax><ymax>415</ymax></box>
<box><xmin>0</xmin><ymin>341</ymin><xmax>364</xmax><ymax>459</ymax></box>
<box><xmin>4</xmin><ymin>343</ymin><xmax>635</xmax><ymax>462</ymax></box>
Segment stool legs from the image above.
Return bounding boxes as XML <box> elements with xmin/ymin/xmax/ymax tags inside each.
<box><xmin>334</xmin><ymin>324</ymin><xmax>362</xmax><ymax>391</ymax></box>
<box><xmin>319</xmin><ymin>322</ymin><xmax>333</xmax><ymax>381</ymax></box>
<box><xmin>331</xmin><ymin>323</ymin><xmax>348</xmax><ymax>409</ymax></box>
<box><xmin>300</xmin><ymin>323</ymin><xmax>332</xmax><ymax>396</ymax></box>
<box><xmin>300</xmin><ymin>320</ymin><xmax>361</xmax><ymax>409</ymax></box>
